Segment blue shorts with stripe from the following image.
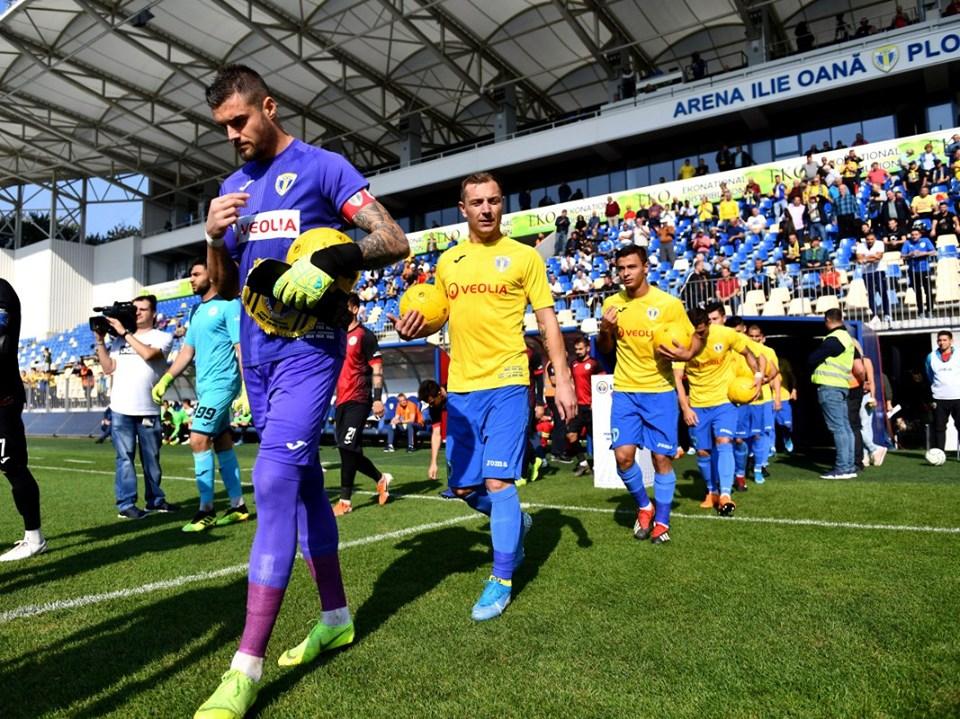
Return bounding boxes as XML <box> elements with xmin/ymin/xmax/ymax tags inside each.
<box><xmin>446</xmin><ymin>385</ymin><xmax>528</xmax><ymax>489</ymax></box>
<box><xmin>735</xmin><ymin>403</ymin><xmax>752</xmax><ymax>438</ymax></box>
<box><xmin>746</xmin><ymin>401</ymin><xmax>775</xmax><ymax>435</ymax></box>
<box><xmin>775</xmin><ymin>400</ymin><xmax>793</xmax><ymax>428</ymax></box>
<box><xmin>690</xmin><ymin>402</ymin><xmax>737</xmax><ymax>449</ymax></box>
<box><xmin>191</xmin><ymin>384</ymin><xmax>240</xmax><ymax>438</ymax></box>
<box><xmin>610</xmin><ymin>389</ymin><xmax>678</xmax><ymax>457</ymax></box>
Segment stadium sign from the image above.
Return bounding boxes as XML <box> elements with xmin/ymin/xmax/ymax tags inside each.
<box><xmin>672</xmin><ymin>28</ymin><xmax>960</xmax><ymax>120</ymax></box>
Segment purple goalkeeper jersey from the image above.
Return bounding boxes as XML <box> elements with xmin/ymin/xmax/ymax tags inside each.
<box><xmin>221</xmin><ymin>139</ymin><xmax>368</xmax><ymax>367</ymax></box>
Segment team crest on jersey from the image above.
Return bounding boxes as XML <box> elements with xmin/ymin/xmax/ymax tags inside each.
<box><xmin>275</xmin><ymin>172</ymin><xmax>298</xmax><ymax>196</ymax></box>
<box><xmin>494</xmin><ymin>256</ymin><xmax>511</xmax><ymax>272</ymax></box>
<box><xmin>714</xmin><ymin>342</ymin><xmax>724</xmax><ymax>353</ymax></box>
<box><xmin>646</xmin><ymin>307</ymin><xmax>660</xmax><ymax>320</ymax></box>
<box><xmin>348</xmin><ymin>336</ymin><xmax>358</xmax><ymax>346</ymax></box>
<box><xmin>208</xmin><ymin>306</ymin><xmax>219</xmax><ymax>317</ymax></box>
<box><xmin>872</xmin><ymin>45</ymin><xmax>898</xmax><ymax>73</ymax></box>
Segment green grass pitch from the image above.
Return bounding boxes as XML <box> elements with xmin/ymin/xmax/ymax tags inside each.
<box><xmin>1</xmin><ymin>438</ymin><xmax>958</xmax><ymax>718</ymax></box>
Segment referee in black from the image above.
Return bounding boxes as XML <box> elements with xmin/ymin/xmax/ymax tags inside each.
<box><xmin>0</xmin><ymin>277</ymin><xmax>46</xmax><ymax>561</ymax></box>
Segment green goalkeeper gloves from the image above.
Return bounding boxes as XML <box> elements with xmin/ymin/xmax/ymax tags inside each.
<box><xmin>151</xmin><ymin>372</ymin><xmax>174</xmax><ymax>404</ymax></box>
<box><xmin>273</xmin><ymin>256</ymin><xmax>335</xmax><ymax>310</ymax></box>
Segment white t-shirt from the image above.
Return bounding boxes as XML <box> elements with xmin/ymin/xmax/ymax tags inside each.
<box><xmin>747</xmin><ymin>215</ymin><xmax>767</xmax><ymax>234</ymax></box>
<box><xmin>856</xmin><ymin>240</ymin><xmax>884</xmax><ymax>273</ymax></box>
<box><xmin>108</xmin><ymin>328</ymin><xmax>173</xmax><ymax>416</ymax></box>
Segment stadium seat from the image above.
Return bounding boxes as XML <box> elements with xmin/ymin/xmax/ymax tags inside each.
<box><xmin>769</xmin><ymin>287</ymin><xmax>791</xmax><ymax>306</ymax></box>
<box><xmin>740</xmin><ymin>301</ymin><xmax>760</xmax><ymax>316</ymax></box>
<box><xmin>844</xmin><ymin>278</ymin><xmax>870</xmax><ymax>311</ymax></box>
<box><xmin>936</xmin><ymin>258</ymin><xmax>960</xmax><ymax>303</ymax></box>
<box><xmin>761</xmin><ymin>299</ymin><xmax>785</xmax><ymax>316</ymax></box>
<box><xmin>744</xmin><ymin>289</ymin><xmax>766</xmax><ymax>307</ymax></box>
<box><xmin>787</xmin><ymin>298</ymin><xmax>813</xmax><ymax>315</ymax></box>
<box><xmin>937</xmin><ymin>234</ymin><xmax>958</xmax><ymax>249</ymax></box>
<box><xmin>815</xmin><ymin>294</ymin><xmax>840</xmax><ymax>313</ymax></box>
<box><xmin>523</xmin><ymin>312</ymin><xmax>539</xmax><ymax>331</ymax></box>
<box><xmin>580</xmin><ymin>318</ymin><xmax>598</xmax><ymax>334</ymax></box>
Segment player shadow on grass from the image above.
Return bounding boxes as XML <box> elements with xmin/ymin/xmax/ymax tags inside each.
<box><xmin>0</xmin><ymin>507</ymin><xmax>245</xmax><ymax>594</ymax></box>
<box><xmin>250</xmin><ymin>525</ymin><xmax>489</xmax><ymax>715</ymax></box>
<box><xmin>511</xmin><ymin>508</ymin><xmax>592</xmax><ymax>597</ymax></box>
<box><xmin>676</xmin><ymin>469</ymin><xmax>708</xmax><ymax>501</ymax></box>
<box><xmin>0</xmin><ymin>577</ymin><xmax>249</xmax><ymax>719</ymax></box>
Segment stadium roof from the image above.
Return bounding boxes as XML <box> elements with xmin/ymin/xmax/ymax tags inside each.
<box><xmin>0</xmin><ymin>0</ymin><xmax>900</xmax><ymax>201</ymax></box>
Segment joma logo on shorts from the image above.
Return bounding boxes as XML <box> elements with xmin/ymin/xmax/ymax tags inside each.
<box><xmin>485</xmin><ymin>459</ymin><xmax>508</xmax><ymax>468</ymax></box>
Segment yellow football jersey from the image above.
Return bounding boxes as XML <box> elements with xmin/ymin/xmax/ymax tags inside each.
<box><xmin>601</xmin><ymin>287</ymin><xmax>692</xmax><ymax>393</ymax></box>
<box><xmin>681</xmin><ymin>324</ymin><xmax>748</xmax><ymax>407</ymax></box>
<box><xmin>436</xmin><ymin>236</ymin><xmax>552</xmax><ymax>392</ymax></box>
<box><xmin>751</xmin><ymin>343</ymin><xmax>779</xmax><ymax>404</ymax></box>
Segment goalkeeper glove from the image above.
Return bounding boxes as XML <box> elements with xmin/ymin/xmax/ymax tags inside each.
<box><xmin>273</xmin><ymin>241</ymin><xmax>364</xmax><ymax>311</ymax></box>
<box><xmin>234</xmin><ymin>385</ymin><xmax>250</xmax><ymax>417</ymax></box>
<box><xmin>151</xmin><ymin>373</ymin><xmax>174</xmax><ymax>404</ymax></box>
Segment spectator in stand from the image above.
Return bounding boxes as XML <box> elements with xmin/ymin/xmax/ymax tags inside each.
<box><xmin>820</xmin><ymin>260</ymin><xmax>841</xmax><ymax>296</ymax></box>
<box><xmin>785</xmin><ymin>232</ymin><xmax>802</xmax><ymax>263</ymax></box>
<box><xmin>787</xmin><ymin>178</ymin><xmax>804</xmax><ymax>203</ymax></box>
<box><xmin>558</xmin><ymin>181</ymin><xmax>572</xmax><ymax>203</ymax></box>
<box><xmin>732</xmin><ymin>146</ymin><xmax>754</xmax><ymax>169</ymax></box>
<box><xmin>889</xmin><ymin>5</ymin><xmax>911</xmax><ymax>28</ymax></box>
<box><xmin>538</xmin><ymin>192</ymin><xmax>554</xmax><ymax>208</ymax></box>
<box><xmin>879</xmin><ymin>189</ymin><xmax>911</xmax><ymax>226</ymax></box>
<box><xmin>841</xmin><ymin>149</ymin><xmax>862</xmax><ymax>193</ymax></box>
<box><xmin>749</xmin><ymin>258</ymin><xmax>771</xmax><ymax>298</ymax></box>
<box><xmin>715</xmin><ymin>265</ymin><xmax>740</xmax><ymax>312</ymax></box>
<box><xmin>919</xmin><ymin>143</ymin><xmax>939</xmax><ymax>180</ymax></box>
<box><xmin>384</xmin><ymin>393</ymin><xmax>422</xmax><ymax>453</ymax></box>
<box><xmin>786</xmin><ymin>195</ymin><xmax>807</xmax><ymax>239</ymax></box>
<box><xmin>770</xmin><ymin>174</ymin><xmax>788</xmax><ymax>220</ymax></box>
<box><xmin>805</xmin><ymin>194</ymin><xmax>827</xmax><ymax>241</ymax></box>
<box><xmin>852</xmin><ymin>132</ymin><xmax>868</xmax><ymax>147</ymax></box>
<box><xmin>588</xmin><ymin>210</ymin><xmax>601</xmax><ymax>233</ymax></box>
<box><xmin>605</xmin><ymin>196</ymin><xmax>620</xmax><ymax>228</ymax></box>
<box><xmin>945</xmin><ymin>133</ymin><xmax>960</xmax><ymax>160</ymax></box>
<box><xmin>678</xmin><ymin>159</ymin><xmax>697</xmax><ymax>180</ymax></box>
<box><xmin>548</xmin><ymin>272</ymin><xmax>563</xmax><ymax>299</ymax></box>
<box><xmin>803</xmin><ymin>237</ymin><xmax>827</xmax><ymax>269</ymax></box>
<box><xmin>802</xmin><ymin>153</ymin><xmax>820</xmax><ymax>181</ymax></box>
<box><xmin>574</xmin><ymin>214</ymin><xmax>587</xmax><ymax>233</ymax></box>
<box><xmin>518</xmin><ymin>189</ymin><xmax>531</xmax><ymax>211</ymax></box>
<box><xmin>697</xmin><ymin>195</ymin><xmax>715</xmax><ymax>227</ymax></box>
<box><xmin>695</xmin><ymin>158</ymin><xmax>709</xmax><ymax>176</ymax></box>
<box><xmin>904</xmin><ymin>161</ymin><xmax>923</xmax><ymax>196</ymax></box>
<box><xmin>834</xmin><ymin>12</ymin><xmax>851</xmax><ymax>42</ymax></box>
<box><xmin>746</xmin><ymin>206</ymin><xmax>767</xmax><ymax>236</ymax></box>
<box><xmin>932</xmin><ymin>201</ymin><xmax>960</xmax><ymax>239</ymax></box>
<box><xmin>854</xmin><ymin>17</ymin><xmax>874</xmax><ymax>37</ymax></box>
<box><xmin>881</xmin><ymin>217</ymin><xmax>907</xmax><ymax>252</ymax></box>
<box><xmin>866</xmin><ymin>162</ymin><xmax>889</xmax><ymax>186</ymax></box>
<box><xmin>946</xmin><ymin>0</ymin><xmax>960</xmax><ymax>17</ymax></box>
<box><xmin>774</xmin><ymin>259</ymin><xmax>795</xmax><ymax>292</ymax></box>
<box><xmin>835</xmin><ymin>184</ymin><xmax>861</xmax><ymax>239</ymax></box>
<box><xmin>795</xmin><ymin>21</ymin><xmax>815</xmax><ymax>52</ymax></box>
<box><xmin>715</xmin><ymin>145</ymin><xmax>733</xmax><ymax>172</ymax></box>
<box><xmin>717</xmin><ymin>191</ymin><xmax>739</xmax><ymax>229</ymax></box>
<box><xmin>658</xmin><ymin>223</ymin><xmax>677</xmax><ymax>266</ymax></box>
<box><xmin>683</xmin><ymin>256</ymin><xmax>714</xmax><ymax>308</ymax></box>
<box><xmin>555</xmin><ymin>209</ymin><xmax>571</xmax><ymax>251</ymax></box>
<box><xmin>901</xmin><ymin>227</ymin><xmax>936</xmax><ymax>317</ymax></box>
<box><xmin>856</xmin><ymin>232</ymin><xmax>891</xmax><ymax>322</ymax></box>
<box><xmin>929</xmin><ymin>159</ymin><xmax>948</xmax><ymax>186</ymax></box>
<box><xmin>571</xmin><ymin>270</ymin><xmax>592</xmax><ymax>295</ymax></box>
<box><xmin>691</xmin><ymin>230</ymin><xmax>714</xmax><ymax>255</ymax></box>
<box><xmin>911</xmin><ymin>185</ymin><xmax>937</xmax><ymax>222</ymax></box>
<box><xmin>926</xmin><ymin>330</ymin><xmax>960</xmax><ymax>457</ymax></box>
<box><xmin>689</xmin><ymin>52</ymin><xmax>707</xmax><ymax>80</ymax></box>
<box><xmin>623</xmin><ymin>206</ymin><xmax>637</xmax><ymax>222</ymax></box>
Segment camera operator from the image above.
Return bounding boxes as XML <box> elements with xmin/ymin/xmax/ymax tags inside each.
<box><xmin>0</xmin><ymin>277</ymin><xmax>46</xmax><ymax>561</ymax></box>
<box><xmin>93</xmin><ymin>294</ymin><xmax>179</xmax><ymax>520</ymax></box>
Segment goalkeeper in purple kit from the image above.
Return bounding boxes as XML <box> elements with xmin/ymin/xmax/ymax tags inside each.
<box><xmin>195</xmin><ymin>65</ymin><xmax>408</xmax><ymax>719</ymax></box>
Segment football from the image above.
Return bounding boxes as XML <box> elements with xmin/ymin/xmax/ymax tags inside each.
<box><xmin>286</xmin><ymin>227</ymin><xmax>359</xmax><ymax>293</ymax></box>
<box><xmin>925</xmin><ymin>447</ymin><xmax>947</xmax><ymax>466</ymax></box>
<box><xmin>653</xmin><ymin>323</ymin><xmax>692</xmax><ymax>353</ymax></box>
<box><xmin>399</xmin><ymin>283</ymin><xmax>449</xmax><ymax>335</ymax></box>
<box><xmin>728</xmin><ymin>375</ymin><xmax>758</xmax><ymax>405</ymax></box>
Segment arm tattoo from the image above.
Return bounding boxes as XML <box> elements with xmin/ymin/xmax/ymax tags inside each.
<box><xmin>353</xmin><ymin>200</ymin><xmax>410</xmax><ymax>268</ymax></box>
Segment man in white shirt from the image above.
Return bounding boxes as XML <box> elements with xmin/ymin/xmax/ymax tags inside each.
<box><xmin>926</xmin><ymin>330</ymin><xmax>960</xmax><ymax>456</ymax></box>
<box><xmin>571</xmin><ymin>270</ymin><xmax>592</xmax><ymax>295</ymax></box>
<box><xmin>94</xmin><ymin>294</ymin><xmax>179</xmax><ymax>520</ymax></box>
<box><xmin>855</xmin><ymin>231</ymin><xmax>890</xmax><ymax>322</ymax></box>
<box><xmin>746</xmin><ymin>207</ymin><xmax>768</xmax><ymax>235</ymax></box>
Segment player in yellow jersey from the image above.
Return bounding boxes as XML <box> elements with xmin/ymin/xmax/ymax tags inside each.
<box><xmin>597</xmin><ymin>245</ymin><xmax>704</xmax><ymax>545</ymax></box>
<box><xmin>393</xmin><ymin>172</ymin><xmax>576</xmax><ymax>620</ymax></box>
<box><xmin>745</xmin><ymin>324</ymin><xmax>781</xmax><ymax>483</ymax></box>
<box><xmin>674</xmin><ymin>305</ymin><xmax>761</xmax><ymax>517</ymax></box>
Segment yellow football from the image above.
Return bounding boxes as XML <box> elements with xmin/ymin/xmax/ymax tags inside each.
<box><xmin>286</xmin><ymin>227</ymin><xmax>358</xmax><ymax>293</ymax></box>
<box><xmin>399</xmin><ymin>283</ymin><xmax>449</xmax><ymax>335</ymax></box>
<box><xmin>728</xmin><ymin>375</ymin><xmax>758</xmax><ymax>405</ymax></box>
<box><xmin>653</xmin><ymin>323</ymin><xmax>692</xmax><ymax>353</ymax></box>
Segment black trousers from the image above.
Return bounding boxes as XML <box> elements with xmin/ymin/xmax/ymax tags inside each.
<box><xmin>933</xmin><ymin>398</ymin><xmax>960</xmax><ymax>451</ymax></box>
<box><xmin>0</xmin><ymin>401</ymin><xmax>41</xmax><ymax>530</ymax></box>
<box><xmin>847</xmin><ymin>386</ymin><xmax>864</xmax><ymax>469</ymax></box>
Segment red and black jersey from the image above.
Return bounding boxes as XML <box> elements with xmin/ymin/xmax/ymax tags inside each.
<box><xmin>336</xmin><ymin>324</ymin><xmax>381</xmax><ymax>406</ymax></box>
<box><xmin>571</xmin><ymin>355</ymin><xmax>602</xmax><ymax>407</ymax></box>
<box><xmin>525</xmin><ymin>346</ymin><xmax>544</xmax><ymax>408</ymax></box>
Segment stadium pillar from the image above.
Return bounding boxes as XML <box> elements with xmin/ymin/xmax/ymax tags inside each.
<box><xmin>494</xmin><ymin>85</ymin><xmax>516</xmax><ymax>142</ymax></box>
<box><xmin>399</xmin><ymin>113</ymin><xmax>422</xmax><ymax>167</ymax></box>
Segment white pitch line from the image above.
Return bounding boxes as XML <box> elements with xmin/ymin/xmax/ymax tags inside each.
<box><xmin>30</xmin><ymin>466</ymin><xmax>960</xmax><ymax>534</ymax></box>
<box><xmin>0</xmin><ymin>513</ymin><xmax>483</xmax><ymax>624</ymax></box>
<box><xmin>63</xmin><ymin>459</ymin><xmax>94</xmax><ymax>464</ymax></box>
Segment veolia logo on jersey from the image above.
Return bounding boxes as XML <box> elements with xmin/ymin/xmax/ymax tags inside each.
<box><xmin>445</xmin><ymin>282</ymin><xmax>508</xmax><ymax>300</ymax></box>
<box><xmin>236</xmin><ymin>210</ymin><xmax>301</xmax><ymax>243</ymax></box>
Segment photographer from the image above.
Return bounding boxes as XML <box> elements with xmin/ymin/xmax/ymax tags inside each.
<box><xmin>93</xmin><ymin>294</ymin><xmax>179</xmax><ymax>520</ymax></box>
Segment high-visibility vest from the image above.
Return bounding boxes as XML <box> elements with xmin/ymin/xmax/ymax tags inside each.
<box><xmin>812</xmin><ymin>328</ymin><xmax>854</xmax><ymax>387</ymax></box>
